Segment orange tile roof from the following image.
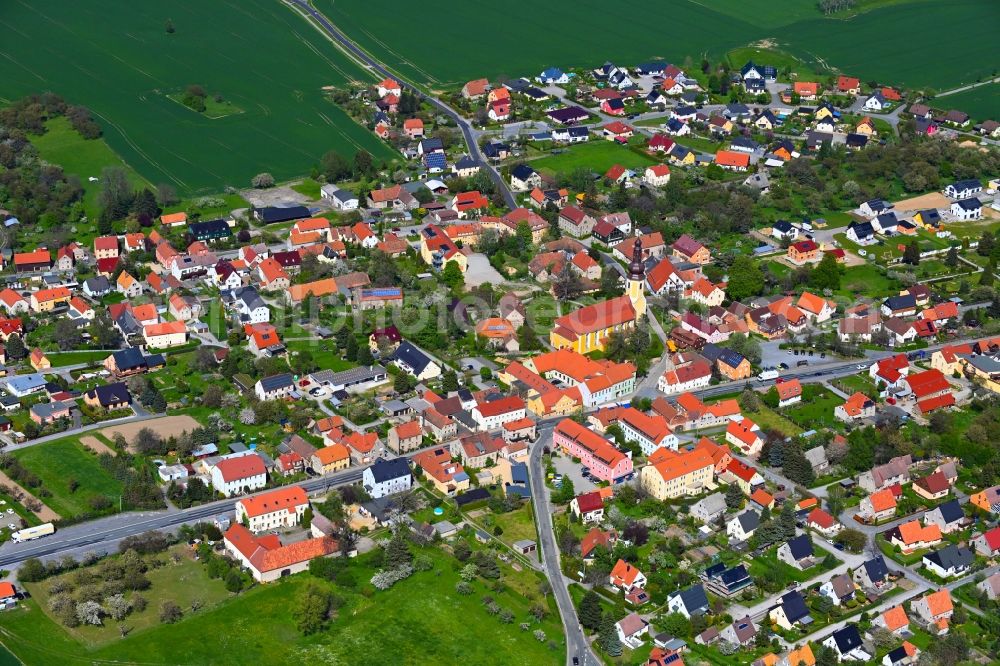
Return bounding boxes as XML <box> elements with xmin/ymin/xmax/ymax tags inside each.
<box><xmin>0</xmin><ymin>582</ymin><xmax>15</xmax><ymax>599</ymax></box>
<box><xmin>776</xmin><ymin>378</ymin><xmax>802</xmax><ymax>401</ymax></box>
<box><xmin>610</xmin><ymin>559</ymin><xmax>643</xmax><ymax>587</ymax></box>
<box><xmin>214</xmin><ymin>455</ymin><xmax>265</xmax><ymax>482</ymax></box>
<box><xmin>648</xmin><ymin>448</ymin><xmax>713</xmax><ymax>483</ymax></box>
<box><xmin>923</xmin><ymin>588</ymin><xmax>953</xmax><ymax>617</ymax></box>
<box><xmin>793</xmin><ymin>81</ymin><xmax>818</xmax><ymax>96</ymax></box>
<box><xmin>287</xmin><ymin>278</ymin><xmax>337</xmax><ymax>303</ymax></box>
<box><xmin>785</xmin><ymin>644</ymin><xmax>815</xmax><ymax>666</ymax></box>
<box><xmin>14</xmin><ymin>249</ymin><xmax>52</xmax><ymax>266</ymax></box>
<box><xmin>143</xmin><ymin>320</ymin><xmax>186</xmax><ymax>337</ymax></box>
<box><xmin>868</xmin><ymin>488</ymin><xmax>897</xmax><ymax>512</ymax></box>
<box><xmin>237</xmin><ymin>486</ymin><xmax>308</xmax><ymax>518</ymax></box>
<box><xmin>807</xmin><ymin>508</ymin><xmax>835</xmax><ymax>528</ymax></box>
<box><xmin>226</xmin><ymin>524</ymin><xmax>337</xmax><ymax>572</ymax></box>
<box><xmin>751</xmin><ymin>488</ymin><xmax>774</xmax><ymax>507</ymax></box>
<box><xmin>160</xmin><ymin>212</ymin><xmax>187</xmax><ymax>225</ymax></box>
<box><xmin>715</xmin><ymin>150</ymin><xmax>751</xmax><ymax>168</ymax></box>
<box><xmin>94</xmin><ymin>235</ymin><xmax>118</xmax><ymax>251</ymax></box>
<box><xmin>880</xmin><ymin>605</ymin><xmax>909</xmax><ymax>632</ymax></box>
<box><xmin>131</xmin><ymin>303</ymin><xmax>159</xmax><ymax>322</ymax></box>
<box><xmin>258</xmin><ymin>257</ymin><xmax>289</xmax><ymax>284</ymax></box>
<box><xmin>897</xmin><ymin>520</ymin><xmax>941</xmax><ymax>545</ymax></box>
<box><xmin>393</xmin><ymin>419</ymin><xmax>423</xmax><ymax>440</ymax></box>
<box><xmin>841</xmin><ymin>392</ymin><xmax>874</xmax><ymax>417</ymax></box>
<box><xmin>315</xmin><ymin>443</ymin><xmax>350</xmax><ymax>466</ymax></box>
<box><xmin>32</xmin><ymin>286</ymin><xmax>71</xmax><ymax>302</ymax></box>
<box><xmin>0</xmin><ymin>289</ymin><xmax>25</xmax><ymax>308</ymax></box>
<box><xmin>553</xmin><ymin>295</ymin><xmax>636</xmax><ymax>339</ymax></box>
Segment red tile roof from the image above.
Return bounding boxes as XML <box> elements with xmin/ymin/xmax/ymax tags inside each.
<box><xmin>237</xmin><ymin>486</ymin><xmax>308</xmax><ymax>518</ymax></box>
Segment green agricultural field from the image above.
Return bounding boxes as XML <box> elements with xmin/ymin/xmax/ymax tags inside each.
<box><xmin>30</xmin><ymin>117</ymin><xmax>150</xmax><ymax>219</ymax></box>
<box><xmin>11</xmin><ymin>439</ymin><xmax>124</xmax><ymax>518</ymax></box>
<box><xmin>781</xmin><ymin>0</ymin><xmax>998</xmax><ymax>90</ymax></box>
<box><xmin>935</xmin><ymin>83</ymin><xmax>1000</xmax><ymax>123</ymax></box>
<box><xmin>0</xmin><ymin>0</ymin><xmax>396</xmax><ymax>195</ymax></box>
<box><xmin>319</xmin><ymin>0</ymin><xmax>995</xmax><ymax>91</ymax></box>
<box><xmin>531</xmin><ymin>141</ymin><xmax>657</xmax><ymax>176</ymax></box>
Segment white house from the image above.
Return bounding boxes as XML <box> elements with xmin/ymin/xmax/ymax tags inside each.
<box><xmin>822</xmin><ymin>625</ymin><xmax>871</xmax><ymax>662</ymax></box>
<box><xmin>950</xmin><ymin>198</ymin><xmax>982</xmax><ymax>221</ymax></box>
<box><xmin>864</xmin><ymin>92</ymin><xmax>887</xmax><ymax>111</ymax></box>
<box><xmin>362</xmin><ymin>458</ymin><xmax>413</xmax><ymax>499</ymax></box>
<box><xmin>211</xmin><ymin>454</ymin><xmax>267</xmax><ymax>497</ymax></box>
<box><xmin>666</xmin><ymin>584</ymin><xmax>710</xmax><ymax>619</ymax></box>
<box><xmin>321</xmin><ymin>185</ymin><xmax>359</xmax><ymax>211</ymax></box>
<box><xmin>255</xmin><ymin>373</ymin><xmax>295</xmax><ymax>401</ymax></box>
<box><xmin>727</xmin><ymin>511</ymin><xmax>760</xmax><ymax>542</ymax></box>
<box><xmin>235</xmin><ymin>485</ymin><xmax>309</xmax><ymax>532</ymax></box>
<box><xmin>471</xmin><ymin>396</ymin><xmax>527</xmax><ymax>432</ymax></box>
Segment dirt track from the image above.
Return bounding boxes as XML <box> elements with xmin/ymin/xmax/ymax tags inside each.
<box><xmin>80</xmin><ymin>436</ymin><xmax>117</xmax><ymax>457</ymax></box>
<box><xmin>0</xmin><ymin>470</ymin><xmax>60</xmax><ymax>521</ymax></box>
<box><xmin>101</xmin><ymin>415</ymin><xmax>202</xmax><ymax>451</ymax></box>
<box><xmin>891</xmin><ymin>192</ymin><xmax>951</xmax><ymax>212</ymax></box>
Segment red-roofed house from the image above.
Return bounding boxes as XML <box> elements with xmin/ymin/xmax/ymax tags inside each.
<box><xmin>644</xmin><ymin>164</ymin><xmax>671</xmax><ymax>187</ymax></box>
<box><xmin>610</xmin><ymin>559</ymin><xmax>647</xmax><ymax>592</ymax></box>
<box><xmin>236</xmin><ymin>486</ymin><xmax>309</xmax><ymax>532</ymax></box>
<box><xmin>211</xmin><ymin>454</ymin><xmax>267</xmax><ymax>497</ymax></box>
<box><xmin>727</xmin><ymin>419</ymin><xmax>764</xmax><ymax>458</ymax></box>
<box><xmin>837</xmin><ymin>76</ymin><xmax>861</xmax><ymax>94</ymax></box>
<box><xmin>224</xmin><ymin>523</ymin><xmax>338</xmax><ymax>583</ymax></box>
<box><xmin>807</xmin><ymin>508</ymin><xmax>840</xmax><ymax>537</ymax></box>
<box><xmin>776</xmin><ymin>379</ymin><xmax>803</xmax><ymax>407</ymax></box>
<box><xmin>715</xmin><ymin>150</ymin><xmax>750</xmax><ymax>171</ymax></box>
<box><xmin>571</xmin><ymin>490</ymin><xmax>606</xmax><ymax>523</ymax></box>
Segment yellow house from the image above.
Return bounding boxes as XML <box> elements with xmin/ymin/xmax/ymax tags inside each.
<box><xmin>550</xmin><ymin>238</ymin><xmax>646</xmax><ymax>354</ymax></box>
<box><xmin>29</xmin><ymin>287</ymin><xmax>71</xmax><ymax>313</ymax></box>
<box><xmin>419</xmin><ymin>225</ymin><xmax>468</xmax><ymax>273</ymax></box>
<box><xmin>814</xmin><ymin>105</ymin><xmax>835</xmax><ymax>121</ymax></box>
<box><xmin>527</xmin><ymin>389</ymin><xmax>580</xmax><ymax>417</ymax></box>
<box><xmin>670</xmin><ymin>149</ymin><xmax>696</xmax><ymax>166</ymax></box>
<box><xmin>312</xmin><ymin>443</ymin><xmax>350</xmax><ymax>474</ymax></box>
<box><xmin>959</xmin><ymin>355</ymin><xmax>1000</xmax><ymax>394</ymax></box>
<box><xmin>640</xmin><ymin>448</ymin><xmax>715</xmax><ymax>500</ymax></box>
<box><xmin>30</xmin><ymin>348</ymin><xmax>50</xmax><ymax>371</ymax></box>
<box><xmin>855</xmin><ymin>117</ymin><xmax>876</xmax><ymax>136</ymax></box>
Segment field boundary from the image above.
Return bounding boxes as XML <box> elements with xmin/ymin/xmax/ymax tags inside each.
<box><xmin>0</xmin><ymin>470</ymin><xmax>60</xmax><ymax>522</ymax></box>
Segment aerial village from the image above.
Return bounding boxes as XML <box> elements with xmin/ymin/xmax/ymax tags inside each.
<box><xmin>0</xmin><ymin>51</ymin><xmax>999</xmax><ymax>666</ymax></box>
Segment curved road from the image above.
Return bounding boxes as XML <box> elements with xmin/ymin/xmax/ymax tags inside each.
<box><xmin>284</xmin><ymin>0</ymin><xmax>517</xmax><ymax>210</ymax></box>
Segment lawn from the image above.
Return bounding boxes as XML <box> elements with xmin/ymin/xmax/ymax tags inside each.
<box><xmin>29</xmin><ymin>116</ymin><xmax>149</xmax><ymax>220</ymax></box>
<box><xmin>11</xmin><ymin>439</ymin><xmax>124</xmax><ymax>519</ymax></box>
<box><xmin>0</xmin><ymin>546</ymin><xmax>564</xmax><ymax>665</ymax></box>
<box><xmin>26</xmin><ymin>546</ymin><xmax>231</xmax><ymax>647</ymax></box>
<box><xmin>833</xmin><ymin>373</ymin><xmax>877</xmax><ymax>399</ymax></box>
<box><xmin>530</xmin><ymin>141</ymin><xmax>657</xmax><ymax>176</ymax></box>
<box><xmin>482</xmin><ymin>503</ymin><xmax>539</xmax><ymax>550</ymax></box>
<box><xmin>0</xmin><ymin>0</ymin><xmax>396</xmax><ymax>195</ymax></box>
<box><xmin>743</xmin><ymin>403</ymin><xmax>803</xmax><ymax>437</ymax></box>
<box><xmin>936</xmin><ymin>83</ymin><xmax>1000</xmax><ymax>123</ymax></box>
<box><xmin>285</xmin><ymin>340</ymin><xmax>355</xmax><ymax>373</ymax></box>
<box><xmin>837</xmin><ymin>262</ymin><xmax>900</xmax><ymax>299</ymax></box>
<box><xmin>782</xmin><ymin>385</ymin><xmax>845</xmax><ymax>431</ymax></box>
<box><xmin>44</xmin><ymin>350</ymin><xmax>112</xmax><ymax>367</ymax></box>
<box><xmin>290</xmin><ymin>178</ymin><xmax>323</xmax><ymax>200</ymax></box>
<box><xmin>207</xmin><ymin>298</ymin><xmax>228</xmax><ymax>341</ymax></box>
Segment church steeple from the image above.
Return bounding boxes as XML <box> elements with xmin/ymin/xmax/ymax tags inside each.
<box><xmin>626</xmin><ymin>237</ymin><xmax>647</xmax><ymax>318</ymax></box>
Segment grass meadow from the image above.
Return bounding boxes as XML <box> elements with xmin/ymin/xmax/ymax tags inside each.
<box><xmin>0</xmin><ymin>0</ymin><xmax>397</xmax><ymax>196</ymax></box>
<box><xmin>935</xmin><ymin>83</ymin><xmax>1000</xmax><ymax>123</ymax></box>
<box><xmin>0</xmin><ymin>546</ymin><xmax>564</xmax><ymax>665</ymax></box>
<box><xmin>11</xmin><ymin>439</ymin><xmax>124</xmax><ymax>518</ymax></box>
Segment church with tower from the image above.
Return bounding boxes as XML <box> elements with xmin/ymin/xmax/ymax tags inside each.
<box><xmin>549</xmin><ymin>238</ymin><xmax>646</xmax><ymax>354</ymax></box>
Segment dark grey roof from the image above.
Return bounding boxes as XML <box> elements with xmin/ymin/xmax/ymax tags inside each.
<box><xmin>717</xmin><ymin>348</ymin><xmax>746</xmax><ymax>369</ymax></box>
<box><xmin>368</xmin><ymin>457</ymin><xmax>412</xmax><ymax>484</ymax></box>
<box><xmin>949</xmin><ymin>178</ymin><xmax>981</xmax><ymax>191</ymax></box>
<box><xmin>720</xmin><ymin>565</ymin><xmax>751</xmax><ymax>591</ymax></box>
<box><xmin>86</xmin><ymin>382</ymin><xmax>131</xmax><ymax>406</ymax></box>
<box><xmin>393</xmin><ymin>341</ymin><xmax>432</xmax><ymax>375</ymax></box>
<box><xmin>454</xmin><ymin>155</ymin><xmax>478</xmax><ymax>170</ymax></box>
<box><xmin>955</xmin><ymin>197</ymin><xmax>982</xmax><ymax>211</ymax></box>
<box><xmin>737</xmin><ymin>510</ymin><xmax>760</xmax><ymax>533</ymax></box>
<box><xmin>831</xmin><ymin>625</ymin><xmax>862</xmax><ymax>654</ymax></box>
<box><xmin>455</xmin><ymin>488</ymin><xmax>491</xmax><ymax>506</ymax></box>
<box><xmin>189</xmin><ymin>218</ymin><xmax>231</xmax><ymax>238</ymax></box>
<box><xmin>848</xmin><ymin>220</ymin><xmax>875</xmax><ymax>238</ymax></box>
<box><xmin>511</xmin><ymin>164</ymin><xmax>536</xmax><ymax>181</ymax></box>
<box><xmin>419</xmin><ymin>138</ymin><xmax>444</xmax><ymax>152</ymax></box>
<box><xmin>111</xmin><ymin>347</ymin><xmax>146</xmax><ymax>371</ymax></box>
<box><xmin>257</xmin><ymin>205</ymin><xmax>310</xmax><ymax>224</ymax></box>
<box><xmin>84</xmin><ymin>275</ymin><xmax>111</xmax><ymax>292</ymax></box>
<box><xmin>785</xmin><ymin>534</ymin><xmax>814</xmax><ymax>560</ymax></box>
<box><xmin>779</xmin><ymin>591</ymin><xmax>809</xmax><ymax>622</ymax></box>
<box><xmin>674</xmin><ymin>584</ymin><xmax>709</xmax><ymax>613</ymax></box>
<box><xmin>773</xmin><ymin>220</ymin><xmax>794</xmax><ymax>232</ymax></box>
<box><xmin>884</xmin><ymin>294</ymin><xmax>916</xmax><ymax>310</ymax></box>
<box><xmin>258</xmin><ymin>373</ymin><xmax>294</xmax><ymax>392</ymax></box>
<box><xmin>925</xmin><ymin>544</ymin><xmax>973</xmax><ymax>571</ymax></box>
<box><xmin>935</xmin><ymin>498</ymin><xmax>965</xmax><ymax>524</ymax></box>
<box><xmin>862</xmin><ymin>555</ymin><xmax>889</xmax><ymax>583</ymax></box>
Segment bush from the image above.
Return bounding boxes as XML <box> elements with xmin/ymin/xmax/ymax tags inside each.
<box><xmin>159</xmin><ymin>600</ymin><xmax>182</xmax><ymax>624</ymax></box>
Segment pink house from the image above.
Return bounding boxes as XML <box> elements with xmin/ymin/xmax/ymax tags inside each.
<box><xmin>553</xmin><ymin>418</ymin><xmax>633</xmax><ymax>483</ymax></box>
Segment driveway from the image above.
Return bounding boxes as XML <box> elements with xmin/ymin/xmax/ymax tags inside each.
<box><xmin>551</xmin><ymin>452</ymin><xmax>598</xmax><ymax>495</ymax></box>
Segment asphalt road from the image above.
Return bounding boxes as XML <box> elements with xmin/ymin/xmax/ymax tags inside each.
<box><xmin>283</xmin><ymin>0</ymin><xmax>517</xmax><ymax>210</ymax></box>
<box><xmin>528</xmin><ymin>422</ymin><xmax>600</xmax><ymax>666</ymax></box>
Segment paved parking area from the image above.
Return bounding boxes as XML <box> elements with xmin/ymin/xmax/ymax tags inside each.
<box><xmin>551</xmin><ymin>450</ymin><xmax>597</xmax><ymax>494</ymax></box>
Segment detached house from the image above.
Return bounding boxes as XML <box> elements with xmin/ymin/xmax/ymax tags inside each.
<box><xmin>610</xmin><ymin>559</ymin><xmax>647</xmax><ymax>592</ymax></box>
<box><xmin>211</xmin><ymin>454</ymin><xmax>267</xmax><ymax>497</ymax></box>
